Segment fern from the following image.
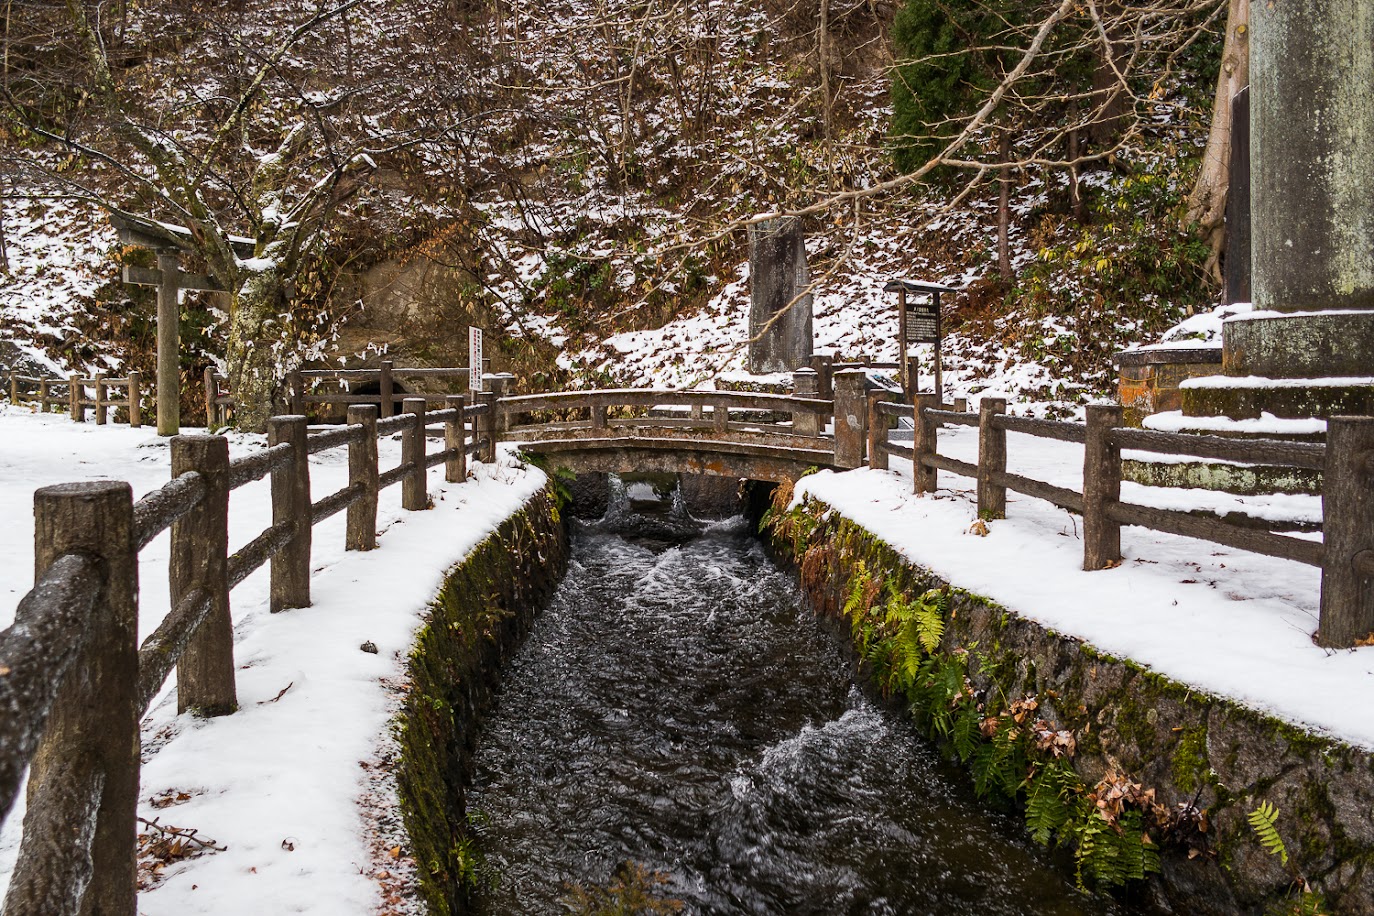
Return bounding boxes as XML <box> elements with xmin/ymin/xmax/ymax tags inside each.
<box><xmin>951</xmin><ymin>700</ymin><xmax>980</xmax><ymax>762</ymax></box>
<box><xmin>1248</xmin><ymin>801</ymin><xmax>1288</xmax><ymax>866</ymax></box>
<box><xmin>1024</xmin><ymin>760</ymin><xmax>1078</xmax><ymax>845</ymax></box>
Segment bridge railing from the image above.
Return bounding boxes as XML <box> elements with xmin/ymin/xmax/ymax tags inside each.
<box><xmin>869</xmin><ymin>394</ymin><xmax>1373</xmax><ymax>648</ymax></box>
<box><xmin>0</xmin><ymin>393</ymin><xmax>494</xmax><ymax>915</ymax></box>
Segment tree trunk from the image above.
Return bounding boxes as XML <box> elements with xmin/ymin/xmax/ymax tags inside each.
<box><xmin>1185</xmin><ymin>0</ymin><xmax>1250</xmax><ymax>285</ymax></box>
<box><xmin>0</xmin><ymin>175</ymin><xmax>9</xmax><ymax>274</ymax></box>
<box><xmin>998</xmin><ymin>130</ymin><xmax>1012</xmax><ymax>282</ymax></box>
<box><xmin>225</xmin><ymin>267</ymin><xmax>289</xmax><ymax>432</ymax></box>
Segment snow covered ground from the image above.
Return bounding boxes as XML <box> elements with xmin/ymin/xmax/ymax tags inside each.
<box><xmin>0</xmin><ymin>403</ymin><xmax>1362</xmax><ymax>913</ymax></box>
<box><xmin>0</xmin><ymin>404</ymin><xmax>547</xmax><ymax>914</ymax></box>
<box><xmin>796</xmin><ymin>423</ymin><xmax>1374</xmax><ymax>750</ymax></box>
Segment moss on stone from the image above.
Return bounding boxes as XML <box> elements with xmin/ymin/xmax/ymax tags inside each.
<box><xmin>766</xmin><ymin>494</ymin><xmax>1374</xmax><ymax>914</ymax></box>
<box><xmin>394</xmin><ymin>487</ymin><xmax>568</xmax><ymax>916</ymax></box>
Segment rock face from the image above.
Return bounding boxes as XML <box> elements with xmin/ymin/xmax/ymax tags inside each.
<box><xmin>767</xmin><ymin>495</ymin><xmax>1374</xmax><ymax>914</ymax></box>
<box><xmin>747</xmin><ymin>217</ymin><xmax>813</xmax><ymax>374</ymax></box>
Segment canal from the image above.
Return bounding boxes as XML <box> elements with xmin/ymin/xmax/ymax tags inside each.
<box><xmin>468</xmin><ymin>485</ymin><xmax>1153</xmax><ymax>915</ymax></box>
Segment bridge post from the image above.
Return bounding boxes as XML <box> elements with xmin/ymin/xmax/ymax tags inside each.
<box><xmin>268</xmin><ymin>415</ymin><xmax>311</xmax><ymax>612</ymax></box>
<box><xmin>204</xmin><ymin>367</ymin><xmax>218</xmax><ymax>428</ymax></box>
<box><xmin>7</xmin><ymin>481</ymin><xmax>139</xmax><ymax>916</ymax></box>
<box><xmin>867</xmin><ymin>389</ymin><xmax>889</xmax><ymax>471</ymax></box>
<box><xmin>347</xmin><ymin>405</ymin><xmax>379</xmax><ymax>550</ymax></box>
<box><xmin>833</xmin><ymin>369</ymin><xmax>867</xmax><ymax>469</ymax></box>
<box><xmin>171</xmin><ymin>435</ymin><xmax>236</xmax><ymax>716</ymax></box>
<box><xmin>792</xmin><ymin>368</ymin><xmax>820</xmax><ymax>437</ymax></box>
<box><xmin>402</xmin><ymin>397</ymin><xmax>429</xmax><ymax>511</ymax></box>
<box><xmin>36</xmin><ymin>379</ymin><xmax>49</xmax><ymax>413</ymax></box>
<box><xmin>445</xmin><ymin>394</ymin><xmax>467</xmax><ymax>483</ymax></box>
<box><xmin>913</xmin><ymin>393</ymin><xmax>939</xmax><ymax>495</ymax></box>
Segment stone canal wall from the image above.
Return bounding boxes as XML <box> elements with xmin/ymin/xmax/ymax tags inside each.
<box><xmin>395</xmin><ymin>485</ymin><xmax>569</xmax><ymax>916</ymax></box>
<box><xmin>761</xmin><ymin>489</ymin><xmax>1374</xmax><ymax>914</ymax></box>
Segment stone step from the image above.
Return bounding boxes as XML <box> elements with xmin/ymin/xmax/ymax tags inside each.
<box><xmin>1122</xmin><ymin>456</ymin><xmax>1322</xmax><ymax>497</ymax></box>
<box><xmin>1181</xmin><ymin>375</ymin><xmax>1374</xmax><ymax>420</ymax></box>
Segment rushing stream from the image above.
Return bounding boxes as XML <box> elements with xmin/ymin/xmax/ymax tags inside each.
<box><xmin>468</xmin><ymin>481</ymin><xmax>1150</xmax><ymax>915</ymax></box>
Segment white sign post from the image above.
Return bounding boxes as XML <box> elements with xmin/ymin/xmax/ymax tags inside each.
<box><xmin>468</xmin><ymin>327</ymin><xmax>484</xmax><ymax>392</ymax></box>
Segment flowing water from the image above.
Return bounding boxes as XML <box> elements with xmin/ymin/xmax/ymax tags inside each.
<box><xmin>468</xmin><ymin>482</ymin><xmax>1149</xmax><ymax>915</ymax></box>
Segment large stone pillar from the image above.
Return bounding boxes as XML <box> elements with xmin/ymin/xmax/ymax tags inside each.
<box><xmin>1251</xmin><ymin>0</ymin><xmax>1374</xmax><ymax>314</ymax></box>
<box><xmin>747</xmin><ymin>217</ymin><xmax>813</xmax><ymax>374</ymax></box>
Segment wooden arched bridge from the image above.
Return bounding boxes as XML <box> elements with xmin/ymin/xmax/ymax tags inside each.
<box><xmin>495</xmin><ymin>380</ymin><xmax>861</xmax><ymax>483</ymax></box>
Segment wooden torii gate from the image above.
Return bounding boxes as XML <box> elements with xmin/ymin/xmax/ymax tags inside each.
<box><xmin>109</xmin><ymin>211</ymin><xmax>251</xmax><ymax>435</ymax></box>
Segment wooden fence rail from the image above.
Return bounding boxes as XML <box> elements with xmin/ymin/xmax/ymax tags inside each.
<box><xmin>8</xmin><ymin>372</ymin><xmax>148</xmax><ymax>427</ymax></box>
<box><xmin>0</xmin><ymin>392</ymin><xmax>489</xmax><ymax>916</ymax></box>
<box><xmin>206</xmin><ymin>360</ymin><xmax>490</xmax><ymax>427</ymax></box>
<box><xmin>869</xmin><ymin>397</ymin><xmax>1370</xmax><ymax>648</ymax></box>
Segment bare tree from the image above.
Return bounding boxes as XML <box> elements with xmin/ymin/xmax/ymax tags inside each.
<box><xmin>1185</xmin><ymin>0</ymin><xmax>1248</xmax><ymax>283</ymax></box>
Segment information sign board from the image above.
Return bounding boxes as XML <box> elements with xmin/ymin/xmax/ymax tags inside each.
<box><xmin>468</xmin><ymin>327</ymin><xmax>484</xmax><ymax>392</ymax></box>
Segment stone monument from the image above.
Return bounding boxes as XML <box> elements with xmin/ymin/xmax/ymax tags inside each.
<box><xmin>747</xmin><ymin>217</ymin><xmax>813</xmax><ymax>374</ymax></box>
<box><xmin>1187</xmin><ymin>0</ymin><xmax>1374</xmax><ymax>421</ymax></box>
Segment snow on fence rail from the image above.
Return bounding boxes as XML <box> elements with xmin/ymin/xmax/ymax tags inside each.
<box><xmin>869</xmin><ymin>394</ymin><xmax>1373</xmax><ymax>649</ymax></box>
<box><xmin>0</xmin><ymin>392</ymin><xmax>496</xmax><ymax>916</ymax></box>
<box><xmin>7</xmin><ymin>372</ymin><xmax>148</xmax><ymax>426</ymax></box>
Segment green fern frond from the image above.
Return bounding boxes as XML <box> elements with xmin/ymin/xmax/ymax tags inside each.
<box><xmin>1248</xmin><ymin>801</ymin><xmax>1288</xmax><ymax>866</ymax></box>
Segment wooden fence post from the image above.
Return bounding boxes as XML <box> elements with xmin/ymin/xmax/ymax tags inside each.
<box><xmin>346</xmin><ymin>405</ymin><xmax>379</xmax><ymax>551</ymax></box>
<box><xmin>288</xmin><ymin>370</ymin><xmax>305</xmax><ymax>416</ymax></box>
<box><xmin>1082</xmin><ymin>404</ymin><xmax>1124</xmax><ymax>570</ymax></box>
<box><xmin>94</xmin><ymin>373</ymin><xmax>108</xmax><ymax>426</ymax></box>
<box><xmin>473</xmin><ymin>390</ymin><xmax>496</xmax><ymax>463</ymax></box>
<box><xmin>69</xmin><ymin>374</ymin><xmax>82</xmax><ymax>422</ymax></box>
<box><xmin>378</xmin><ymin>360</ymin><xmax>394</xmax><ymax>419</ymax></box>
<box><xmin>203</xmin><ymin>367</ymin><xmax>218</xmax><ymax>428</ymax></box>
<box><xmin>867</xmin><ymin>389</ymin><xmax>890</xmax><ymax>471</ymax></box>
<box><xmin>444</xmin><ymin>394</ymin><xmax>467</xmax><ymax>483</ymax></box>
<box><xmin>954</xmin><ymin>396</ymin><xmax>968</xmax><ymax>413</ymax></box>
<box><xmin>36</xmin><ymin>379</ymin><xmax>49</xmax><ymax>413</ymax></box>
<box><xmin>913</xmin><ymin>393</ymin><xmax>939</xmax><ymax>495</ymax></box>
<box><xmin>7</xmin><ymin>373</ymin><xmax>17</xmax><ymax>405</ymax></box>
<box><xmin>128</xmin><ymin>371</ymin><xmax>143</xmax><ymax>428</ymax></box>
<box><xmin>489</xmin><ymin>374</ymin><xmax>513</xmax><ymax>434</ymax></box>
<box><xmin>156</xmin><ymin>250</ymin><xmax>181</xmax><ymax>436</ymax></box>
<box><xmin>833</xmin><ymin>369</ymin><xmax>868</xmax><ymax>469</ymax></box>
<box><xmin>268</xmin><ymin>416</ymin><xmax>311</xmax><ymax>612</ymax></box>
<box><xmin>402</xmin><ymin>397</ymin><xmax>428</xmax><ymax>511</ymax></box>
<box><xmin>591</xmin><ymin>401</ymin><xmax>608</xmax><ymax>432</ymax></box>
<box><xmin>6</xmin><ymin>481</ymin><xmax>138</xmax><ymax>916</ymax></box>
<box><xmin>978</xmin><ymin>397</ymin><xmax>1007</xmax><ymax>519</ymax></box>
<box><xmin>171</xmin><ymin>435</ymin><xmax>235</xmax><ymax>716</ymax></box>
<box><xmin>1318</xmin><ymin>416</ymin><xmax>1374</xmax><ymax>647</ymax></box>
<box><xmin>792</xmin><ymin>368</ymin><xmax>820</xmax><ymax>437</ymax></box>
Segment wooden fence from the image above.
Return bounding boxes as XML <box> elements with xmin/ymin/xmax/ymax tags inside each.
<box><xmin>8</xmin><ymin>372</ymin><xmax>147</xmax><ymax>427</ymax></box>
<box><xmin>206</xmin><ymin>360</ymin><xmax>488</xmax><ymax>427</ymax></box>
<box><xmin>0</xmin><ymin>392</ymin><xmax>496</xmax><ymax>915</ymax></box>
<box><xmin>868</xmin><ymin>394</ymin><xmax>1373</xmax><ymax>649</ymax></box>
